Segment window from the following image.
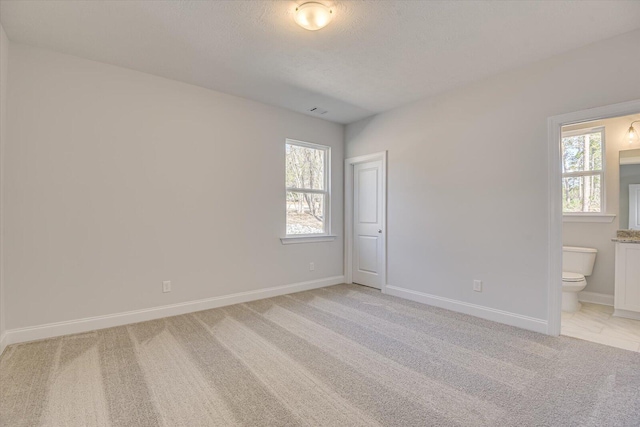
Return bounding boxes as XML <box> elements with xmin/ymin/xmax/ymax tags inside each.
<box><xmin>561</xmin><ymin>127</ymin><xmax>605</xmax><ymax>213</ymax></box>
<box><xmin>285</xmin><ymin>139</ymin><xmax>330</xmax><ymax>236</ymax></box>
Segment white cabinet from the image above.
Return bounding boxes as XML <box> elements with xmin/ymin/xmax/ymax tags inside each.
<box><xmin>614</xmin><ymin>242</ymin><xmax>640</xmax><ymax>320</ymax></box>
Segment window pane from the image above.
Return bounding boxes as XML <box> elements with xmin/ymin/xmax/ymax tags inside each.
<box><xmin>587</xmin><ymin>132</ymin><xmax>602</xmax><ymax>171</ymax></box>
<box><xmin>562</xmin><ymin>135</ymin><xmax>585</xmax><ymax>173</ymax></box>
<box><xmin>561</xmin><ymin>132</ymin><xmax>602</xmax><ymax>173</ymax></box>
<box><xmin>286</xmin><ymin>192</ymin><xmax>325</xmax><ymax>234</ymax></box>
<box><xmin>286</xmin><ymin>144</ymin><xmax>325</xmax><ymax>190</ymax></box>
<box><xmin>562</xmin><ymin>174</ymin><xmax>602</xmax><ymax>213</ymax></box>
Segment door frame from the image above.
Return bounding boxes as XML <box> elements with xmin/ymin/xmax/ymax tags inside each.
<box><xmin>547</xmin><ymin>98</ymin><xmax>640</xmax><ymax>336</ymax></box>
<box><xmin>345</xmin><ymin>151</ymin><xmax>388</xmax><ymax>288</ymax></box>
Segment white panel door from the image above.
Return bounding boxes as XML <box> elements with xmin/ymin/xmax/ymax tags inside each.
<box><xmin>352</xmin><ymin>160</ymin><xmax>383</xmax><ymax>289</ymax></box>
<box><xmin>630</xmin><ymin>184</ymin><xmax>640</xmax><ymax>230</ymax></box>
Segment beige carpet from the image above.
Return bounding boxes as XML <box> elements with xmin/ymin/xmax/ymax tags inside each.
<box><xmin>2</xmin><ymin>284</ymin><xmax>640</xmax><ymax>426</ymax></box>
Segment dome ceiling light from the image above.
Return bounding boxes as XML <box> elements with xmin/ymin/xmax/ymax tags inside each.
<box><xmin>294</xmin><ymin>2</ymin><xmax>334</xmax><ymax>31</ymax></box>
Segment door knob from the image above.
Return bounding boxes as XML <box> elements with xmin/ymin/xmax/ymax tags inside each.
<box><xmin>378</xmin><ymin>229</ymin><xmax>382</xmax><ymax>233</ymax></box>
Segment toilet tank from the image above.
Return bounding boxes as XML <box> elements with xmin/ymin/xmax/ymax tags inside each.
<box><xmin>563</xmin><ymin>246</ymin><xmax>597</xmax><ymax>276</ymax></box>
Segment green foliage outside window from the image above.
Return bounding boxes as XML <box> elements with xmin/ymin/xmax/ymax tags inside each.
<box><xmin>561</xmin><ymin>130</ymin><xmax>604</xmax><ymax>213</ymax></box>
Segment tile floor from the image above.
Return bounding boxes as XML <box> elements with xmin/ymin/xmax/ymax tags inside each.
<box><xmin>562</xmin><ymin>302</ymin><xmax>640</xmax><ymax>352</ymax></box>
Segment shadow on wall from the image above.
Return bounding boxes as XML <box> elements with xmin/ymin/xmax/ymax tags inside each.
<box><xmin>344</xmin><ymin>115</ymin><xmax>377</xmax><ymax>151</ymax></box>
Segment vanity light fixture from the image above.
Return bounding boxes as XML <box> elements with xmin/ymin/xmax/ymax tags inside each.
<box><xmin>294</xmin><ymin>2</ymin><xmax>333</xmax><ymax>31</ymax></box>
<box><xmin>628</xmin><ymin>120</ymin><xmax>640</xmax><ymax>145</ymax></box>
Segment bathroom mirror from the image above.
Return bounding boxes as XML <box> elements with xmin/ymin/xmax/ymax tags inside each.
<box><xmin>619</xmin><ymin>148</ymin><xmax>640</xmax><ymax>230</ymax></box>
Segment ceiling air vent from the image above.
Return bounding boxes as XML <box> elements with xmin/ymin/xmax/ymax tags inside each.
<box><xmin>308</xmin><ymin>107</ymin><xmax>328</xmax><ymax>115</ymax></box>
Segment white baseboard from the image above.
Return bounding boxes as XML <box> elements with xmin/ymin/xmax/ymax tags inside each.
<box><xmin>383</xmin><ymin>285</ymin><xmax>548</xmax><ymax>334</ymax></box>
<box><xmin>2</xmin><ymin>276</ymin><xmax>344</xmax><ymax>349</ymax></box>
<box><xmin>578</xmin><ymin>291</ymin><xmax>614</xmax><ymax>306</ymax></box>
<box><xmin>613</xmin><ymin>309</ymin><xmax>640</xmax><ymax>321</ymax></box>
<box><xmin>0</xmin><ymin>332</ymin><xmax>7</xmax><ymax>357</ymax></box>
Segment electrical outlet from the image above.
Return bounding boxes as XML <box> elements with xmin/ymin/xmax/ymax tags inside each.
<box><xmin>473</xmin><ymin>280</ymin><xmax>482</xmax><ymax>292</ymax></box>
<box><xmin>163</xmin><ymin>280</ymin><xmax>171</xmax><ymax>293</ymax></box>
<box><xmin>309</xmin><ymin>262</ymin><xmax>315</xmax><ymax>271</ymax></box>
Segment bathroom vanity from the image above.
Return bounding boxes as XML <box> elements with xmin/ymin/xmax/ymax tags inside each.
<box><xmin>613</xmin><ymin>232</ymin><xmax>640</xmax><ymax>320</ymax></box>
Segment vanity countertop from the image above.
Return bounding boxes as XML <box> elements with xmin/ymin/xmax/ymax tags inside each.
<box><xmin>613</xmin><ymin>230</ymin><xmax>640</xmax><ymax>243</ymax></box>
<box><xmin>612</xmin><ymin>238</ymin><xmax>640</xmax><ymax>244</ymax></box>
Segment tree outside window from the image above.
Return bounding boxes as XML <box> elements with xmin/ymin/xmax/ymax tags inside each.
<box><xmin>561</xmin><ymin>128</ymin><xmax>605</xmax><ymax>213</ymax></box>
<box><xmin>285</xmin><ymin>140</ymin><xmax>330</xmax><ymax>235</ymax></box>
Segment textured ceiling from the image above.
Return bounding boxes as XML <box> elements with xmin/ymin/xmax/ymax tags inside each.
<box><xmin>1</xmin><ymin>1</ymin><xmax>640</xmax><ymax>124</ymax></box>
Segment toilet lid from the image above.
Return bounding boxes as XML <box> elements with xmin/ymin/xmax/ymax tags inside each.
<box><xmin>562</xmin><ymin>272</ymin><xmax>585</xmax><ymax>282</ymax></box>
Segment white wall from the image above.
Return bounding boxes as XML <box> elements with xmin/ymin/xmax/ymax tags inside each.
<box><xmin>5</xmin><ymin>44</ymin><xmax>344</xmax><ymax>330</ymax></box>
<box><xmin>0</xmin><ymin>24</ymin><xmax>8</xmax><ymax>344</ymax></box>
<box><xmin>562</xmin><ymin>114</ymin><xmax>640</xmax><ymax>298</ymax></box>
<box><xmin>346</xmin><ymin>29</ymin><xmax>640</xmax><ymax>325</ymax></box>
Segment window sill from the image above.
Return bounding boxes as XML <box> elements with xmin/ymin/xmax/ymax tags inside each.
<box><xmin>563</xmin><ymin>214</ymin><xmax>616</xmax><ymax>223</ymax></box>
<box><xmin>280</xmin><ymin>235</ymin><xmax>337</xmax><ymax>245</ymax></box>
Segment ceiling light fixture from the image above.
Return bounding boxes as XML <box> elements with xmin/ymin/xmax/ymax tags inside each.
<box><xmin>627</xmin><ymin>120</ymin><xmax>640</xmax><ymax>144</ymax></box>
<box><xmin>295</xmin><ymin>2</ymin><xmax>333</xmax><ymax>31</ymax></box>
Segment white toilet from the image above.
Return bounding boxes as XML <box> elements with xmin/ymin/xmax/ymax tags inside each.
<box><xmin>562</xmin><ymin>246</ymin><xmax>597</xmax><ymax>312</ymax></box>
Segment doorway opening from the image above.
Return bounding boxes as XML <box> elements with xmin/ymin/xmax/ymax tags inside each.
<box><xmin>549</xmin><ymin>100</ymin><xmax>640</xmax><ymax>352</ymax></box>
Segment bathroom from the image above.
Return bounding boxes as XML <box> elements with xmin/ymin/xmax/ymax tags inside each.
<box><xmin>561</xmin><ymin>112</ymin><xmax>640</xmax><ymax>351</ymax></box>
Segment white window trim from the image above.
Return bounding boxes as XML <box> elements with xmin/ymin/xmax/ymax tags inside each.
<box><xmin>282</xmin><ymin>139</ymin><xmax>333</xmax><ymax>243</ymax></box>
<box><xmin>280</xmin><ymin>235</ymin><xmax>337</xmax><ymax>245</ymax></box>
<box><xmin>561</xmin><ymin>126</ymin><xmax>607</xmax><ymax>217</ymax></box>
<box><xmin>562</xmin><ymin>213</ymin><xmax>616</xmax><ymax>223</ymax></box>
